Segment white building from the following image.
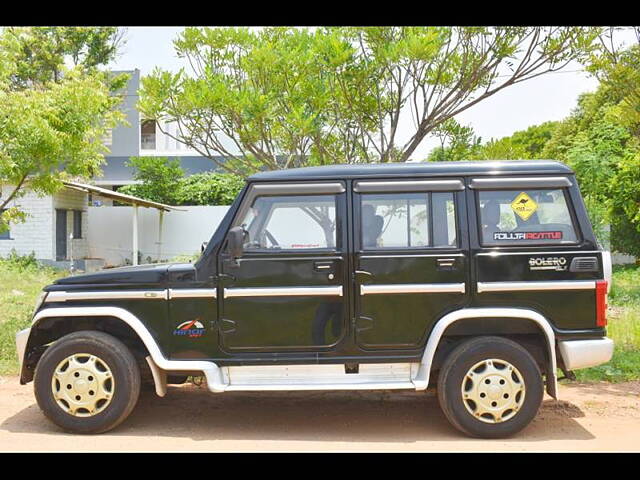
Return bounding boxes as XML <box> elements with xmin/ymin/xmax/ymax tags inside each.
<box><xmin>0</xmin><ymin>185</ymin><xmax>89</xmax><ymax>268</ymax></box>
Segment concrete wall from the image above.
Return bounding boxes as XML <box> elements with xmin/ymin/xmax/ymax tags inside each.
<box><xmin>87</xmin><ymin>205</ymin><xmax>230</xmax><ymax>266</ymax></box>
<box><xmin>107</xmin><ymin>69</ymin><xmax>141</xmax><ymax>158</ymax></box>
<box><xmin>0</xmin><ymin>185</ymin><xmax>54</xmax><ymax>259</ymax></box>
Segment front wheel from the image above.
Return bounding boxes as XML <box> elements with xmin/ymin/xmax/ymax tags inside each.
<box><xmin>437</xmin><ymin>336</ymin><xmax>544</xmax><ymax>438</ymax></box>
<box><xmin>34</xmin><ymin>331</ymin><xmax>141</xmax><ymax>434</ymax></box>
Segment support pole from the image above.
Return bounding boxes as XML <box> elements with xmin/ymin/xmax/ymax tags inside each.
<box><xmin>157</xmin><ymin>210</ymin><xmax>164</xmax><ymax>262</ymax></box>
<box><xmin>132</xmin><ymin>205</ymin><xmax>139</xmax><ymax>266</ymax></box>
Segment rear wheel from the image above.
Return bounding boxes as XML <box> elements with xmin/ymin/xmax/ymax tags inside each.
<box><xmin>437</xmin><ymin>336</ymin><xmax>544</xmax><ymax>438</ymax></box>
<box><xmin>34</xmin><ymin>331</ymin><xmax>140</xmax><ymax>434</ymax></box>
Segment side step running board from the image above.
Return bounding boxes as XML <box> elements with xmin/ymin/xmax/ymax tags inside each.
<box><xmin>223</xmin><ymin>382</ymin><xmax>417</xmax><ymax>392</ymax></box>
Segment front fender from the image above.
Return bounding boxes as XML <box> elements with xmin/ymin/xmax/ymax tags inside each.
<box><xmin>19</xmin><ymin>306</ymin><xmax>227</xmax><ymax>393</ymax></box>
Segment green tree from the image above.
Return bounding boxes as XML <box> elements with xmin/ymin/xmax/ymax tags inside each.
<box><xmin>541</xmin><ymin>32</ymin><xmax>640</xmax><ymax>254</ymax></box>
<box><xmin>427</xmin><ymin>119</ymin><xmax>481</xmax><ymax>162</ymax></box>
<box><xmin>140</xmin><ymin>27</ymin><xmax>600</xmax><ymax>174</ymax></box>
<box><xmin>0</xmin><ymin>27</ymin><xmax>127</xmax><ymax>233</ymax></box>
<box><xmin>119</xmin><ymin>157</ymin><xmax>184</xmax><ymax>205</ymax></box>
<box><xmin>175</xmin><ymin>172</ymin><xmax>245</xmax><ymax>206</ymax></box>
<box><xmin>119</xmin><ymin>157</ymin><xmax>245</xmax><ymax>206</ymax></box>
<box><xmin>3</xmin><ymin>27</ymin><xmax>126</xmax><ymax>87</ymax></box>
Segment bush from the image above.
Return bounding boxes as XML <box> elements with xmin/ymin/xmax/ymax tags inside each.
<box><xmin>0</xmin><ymin>249</ymin><xmax>40</xmax><ymax>271</ymax></box>
<box><xmin>119</xmin><ymin>157</ymin><xmax>245</xmax><ymax>206</ymax></box>
<box><xmin>174</xmin><ymin>172</ymin><xmax>245</xmax><ymax>206</ymax></box>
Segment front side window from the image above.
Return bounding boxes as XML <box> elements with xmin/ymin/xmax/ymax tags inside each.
<box><xmin>478</xmin><ymin>189</ymin><xmax>578</xmax><ymax>246</ymax></box>
<box><xmin>239</xmin><ymin>195</ymin><xmax>337</xmax><ymax>251</ymax></box>
<box><xmin>360</xmin><ymin>191</ymin><xmax>457</xmax><ymax>249</ymax></box>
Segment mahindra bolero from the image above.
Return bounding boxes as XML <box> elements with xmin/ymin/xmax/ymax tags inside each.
<box><xmin>15</xmin><ymin>160</ymin><xmax>614</xmax><ymax>438</ymax></box>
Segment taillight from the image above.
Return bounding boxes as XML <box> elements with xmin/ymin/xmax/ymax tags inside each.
<box><xmin>596</xmin><ymin>280</ymin><xmax>608</xmax><ymax>327</ymax></box>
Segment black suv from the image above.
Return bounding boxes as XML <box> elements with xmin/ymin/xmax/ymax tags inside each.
<box><xmin>16</xmin><ymin>160</ymin><xmax>613</xmax><ymax>438</ymax></box>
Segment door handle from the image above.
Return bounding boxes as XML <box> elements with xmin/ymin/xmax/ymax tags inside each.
<box><xmin>354</xmin><ymin>270</ymin><xmax>373</xmax><ymax>283</ymax></box>
<box><xmin>313</xmin><ymin>261</ymin><xmax>334</xmax><ymax>272</ymax></box>
<box><xmin>436</xmin><ymin>258</ymin><xmax>457</xmax><ymax>270</ymax></box>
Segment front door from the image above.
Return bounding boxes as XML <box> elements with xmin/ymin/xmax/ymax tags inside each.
<box><xmin>352</xmin><ymin>179</ymin><xmax>469</xmax><ymax>350</ymax></box>
<box><xmin>219</xmin><ymin>182</ymin><xmax>349</xmax><ymax>352</ymax></box>
<box><xmin>55</xmin><ymin>209</ymin><xmax>67</xmax><ymax>261</ymax></box>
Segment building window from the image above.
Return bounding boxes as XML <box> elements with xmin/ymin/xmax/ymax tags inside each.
<box><xmin>141</xmin><ymin>120</ymin><xmax>157</xmax><ymax>150</ymax></box>
<box><xmin>73</xmin><ymin>210</ymin><xmax>82</xmax><ymax>239</ymax></box>
<box><xmin>0</xmin><ymin>209</ymin><xmax>10</xmax><ymax>240</ymax></box>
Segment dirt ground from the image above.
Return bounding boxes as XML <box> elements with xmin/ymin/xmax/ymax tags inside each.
<box><xmin>1</xmin><ymin>375</ymin><xmax>639</xmax><ymax>452</ymax></box>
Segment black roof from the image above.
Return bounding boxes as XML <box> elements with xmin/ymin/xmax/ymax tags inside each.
<box><xmin>248</xmin><ymin>160</ymin><xmax>573</xmax><ymax>182</ymax></box>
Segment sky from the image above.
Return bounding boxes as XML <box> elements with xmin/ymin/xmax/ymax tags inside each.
<box><xmin>108</xmin><ymin>26</ymin><xmax>638</xmax><ymax>160</ymax></box>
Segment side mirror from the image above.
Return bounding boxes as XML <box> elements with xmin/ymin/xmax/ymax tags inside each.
<box><xmin>226</xmin><ymin>226</ymin><xmax>246</xmax><ymax>259</ymax></box>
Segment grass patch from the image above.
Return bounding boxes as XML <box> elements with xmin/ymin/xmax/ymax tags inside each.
<box><xmin>574</xmin><ymin>349</ymin><xmax>640</xmax><ymax>382</ymax></box>
<box><xmin>0</xmin><ymin>257</ymin><xmax>62</xmax><ymax>374</ymax></box>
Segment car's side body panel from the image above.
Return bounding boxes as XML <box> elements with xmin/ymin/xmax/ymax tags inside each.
<box><xmin>19</xmin><ymin>161</ymin><xmax>612</xmax><ymax>395</ymax></box>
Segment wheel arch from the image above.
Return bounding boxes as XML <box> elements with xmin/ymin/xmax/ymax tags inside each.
<box><xmin>21</xmin><ymin>307</ymin><xmax>157</xmax><ymax>384</ymax></box>
<box><xmin>414</xmin><ymin>308</ymin><xmax>558</xmax><ymax>398</ymax></box>
<box><xmin>20</xmin><ymin>306</ymin><xmax>226</xmax><ymax>393</ymax></box>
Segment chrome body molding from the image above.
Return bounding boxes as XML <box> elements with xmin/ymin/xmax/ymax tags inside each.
<box><xmin>360</xmin><ymin>283</ymin><xmax>466</xmax><ymax>295</ymax></box>
<box><xmin>28</xmin><ymin>307</ymin><xmax>227</xmax><ymax>393</ymax></box>
<box><xmin>224</xmin><ymin>286</ymin><xmax>343</xmax><ymax>298</ymax></box>
<box><xmin>354</xmin><ymin>179</ymin><xmax>464</xmax><ymax>193</ymax></box>
<box><xmin>360</xmin><ymin>253</ymin><xmax>465</xmax><ymax>259</ymax></box>
<box><xmin>413</xmin><ymin>307</ymin><xmax>558</xmax><ymax>398</ymax></box>
<box><xmin>476</xmin><ymin>250</ymin><xmax>602</xmax><ymax>257</ymax></box>
<box><xmin>252</xmin><ymin>182</ymin><xmax>345</xmax><ymax>195</ymax></box>
<box><xmin>558</xmin><ymin>338</ymin><xmax>614</xmax><ymax>371</ymax></box>
<box><xmin>45</xmin><ymin>290</ymin><xmax>168</xmax><ymax>302</ymax></box>
<box><xmin>15</xmin><ymin>328</ymin><xmax>30</xmax><ymax>373</ymax></box>
<box><xmin>469</xmin><ymin>176</ymin><xmax>572</xmax><ymax>190</ymax></box>
<box><xmin>168</xmin><ymin>288</ymin><xmax>217</xmax><ymax>299</ymax></box>
<box><xmin>477</xmin><ymin>280</ymin><xmax>595</xmax><ymax>293</ymax></box>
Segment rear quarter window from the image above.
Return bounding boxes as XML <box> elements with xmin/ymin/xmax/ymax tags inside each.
<box><xmin>478</xmin><ymin>189</ymin><xmax>579</xmax><ymax>246</ymax></box>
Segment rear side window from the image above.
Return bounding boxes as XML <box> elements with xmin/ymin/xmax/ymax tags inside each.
<box><xmin>360</xmin><ymin>191</ymin><xmax>457</xmax><ymax>249</ymax></box>
<box><xmin>478</xmin><ymin>189</ymin><xmax>578</xmax><ymax>246</ymax></box>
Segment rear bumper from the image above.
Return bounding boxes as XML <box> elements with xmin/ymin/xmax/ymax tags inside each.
<box><xmin>15</xmin><ymin>327</ymin><xmax>31</xmax><ymax>373</ymax></box>
<box><xmin>558</xmin><ymin>337</ymin><xmax>614</xmax><ymax>370</ymax></box>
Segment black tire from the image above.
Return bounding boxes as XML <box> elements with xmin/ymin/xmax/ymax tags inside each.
<box><xmin>437</xmin><ymin>336</ymin><xmax>544</xmax><ymax>439</ymax></box>
<box><xmin>34</xmin><ymin>331</ymin><xmax>141</xmax><ymax>434</ymax></box>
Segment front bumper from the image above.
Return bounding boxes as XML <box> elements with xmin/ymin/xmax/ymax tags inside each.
<box><xmin>558</xmin><ymin>337</ymin><xmax>614</xmax><ymax>370</ymax></box>
<box><xmin>15</xmin><ymin>328</ymin><xmax>31</xmax><ymax>373</ymax></box>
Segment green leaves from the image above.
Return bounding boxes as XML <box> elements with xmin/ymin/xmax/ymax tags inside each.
<box><xmin>140</xmin><ymin>27</ymin><xmax>600</xmax><ymax>172</ymax></box>
<box><xmin>0</xmin><ymin>27</ymin><xmax>127</xmax><ymax>232</ymax></box>
<box><xmin>119</xmin><ymin>157</ymin><xmax>244</xmax><ymax>206</ymax></box>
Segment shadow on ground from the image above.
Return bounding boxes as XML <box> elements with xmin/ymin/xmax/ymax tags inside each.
<box><xmin>1</xmin><ymin>385</ymin><xmax>595</xmax><ymax>443</ymax></box>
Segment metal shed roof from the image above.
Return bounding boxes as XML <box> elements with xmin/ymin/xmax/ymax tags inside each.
<box><xmin>62</xmin><ymin>181</ymin><xmax>185</xmax><ymax>212</ymax></box>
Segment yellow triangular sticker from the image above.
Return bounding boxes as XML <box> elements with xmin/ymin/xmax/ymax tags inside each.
<box><xmin>510</xmin><ymin>192</ymin><xmax>537</xmax><ymax>221</ymax></box>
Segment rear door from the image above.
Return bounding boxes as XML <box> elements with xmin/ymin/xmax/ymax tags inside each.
<box><xmin>352</xmin><ymin>179</ymin><xmax>469</xmax><ymax>350</ymax></box>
